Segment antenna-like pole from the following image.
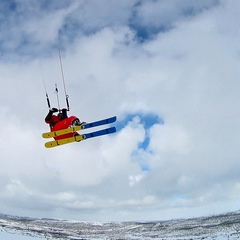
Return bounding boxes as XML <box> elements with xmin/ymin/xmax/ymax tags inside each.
<box><xmin>59</xmin><ymin>49</ymin><xmax>70</xmax><ymax>111</ymax></box>
<box><xmin>55</xmin><ymin>83</ymin><xmax>61</xmax><ymax>110</ymax></box>
<box><xmin>41</xmin><ymin>74</ymin><xmax>51</xmax><ymax>109</ymax></box>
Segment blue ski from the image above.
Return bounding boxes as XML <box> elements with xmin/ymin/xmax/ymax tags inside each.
<box><xmin>81</xmin><ymin>116</ymin><xmax>116</xmax><ymax>130</ymax></box>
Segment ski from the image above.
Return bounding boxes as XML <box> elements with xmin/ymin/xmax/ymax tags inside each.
<box><xmin>45</xmin><ymin>127</ymin><xmax>116</xmax><ymax>148</ymax></box>
<box><xmin>42</xmin><ymin>116</ymin><xmax>117</xmax><ymax>139</ymax></box>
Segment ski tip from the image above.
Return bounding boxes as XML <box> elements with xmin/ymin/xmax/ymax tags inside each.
<box><xmin>108</xmin><ymin>116</ymin><xmax>117</xmax><ymax>123</ymax></box>
<box><xmin>108</xmin><ymin>127</ymin><xmax>116</xmax><ymax>134</ymax></box>
<box><xmin>107</xmin><ymin>116</ymin><xmax>117</xmax><ymax>122</ymax></box>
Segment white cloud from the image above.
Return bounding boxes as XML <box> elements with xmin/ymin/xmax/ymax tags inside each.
<box><xmin>149</xmin><ymin>123</ymin><xmax>191</xmax><ymax>154</ymax></box>
<box><xmin>23</xmin><ymin>4</ymin><xmax>78</xmax><ymax>44</ymax></box>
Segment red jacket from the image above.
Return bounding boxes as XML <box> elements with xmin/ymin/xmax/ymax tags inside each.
<box><xmin>45</xmin><ymin>115</ymin><xmax>61</xmax><ymax>128</ymax></box>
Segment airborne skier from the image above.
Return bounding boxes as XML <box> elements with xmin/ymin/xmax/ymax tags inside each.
<box><xmin>42</xmin><ymin>116</ymin><xmax>117</xmax><ymax>148</ymax></box>
<box><xmin>42</xmin><ymin>50</ymin><xmax>116</xmax><ymax>148</ymax></box>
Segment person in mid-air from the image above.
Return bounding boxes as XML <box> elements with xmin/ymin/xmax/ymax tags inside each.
<box><xmin>45</xmin><ymin>108</ymin><xmax>68</xmax><ymax>128</ymax></box>
<box><xmin>45</xmin><ymin>108</ymin><xmax>84</xmax><ymax>130</ymax></box>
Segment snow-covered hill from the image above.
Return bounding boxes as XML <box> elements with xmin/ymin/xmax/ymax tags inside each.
<box><xmin>1</xmin><ymin>211</ymin><xmax>240</xmax><ymax>239</ymax></box>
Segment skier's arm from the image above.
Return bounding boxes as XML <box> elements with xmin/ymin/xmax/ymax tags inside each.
<box><xmin>45</xmin><ymin>108</ymin><xmax>58</xmax><ymax>123</ymax></box>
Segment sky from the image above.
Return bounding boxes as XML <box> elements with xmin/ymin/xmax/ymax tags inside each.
<box><xmin>0</xmin><ymin>0</ymin><xmax>240</xmax><ymax>224</ymax></box>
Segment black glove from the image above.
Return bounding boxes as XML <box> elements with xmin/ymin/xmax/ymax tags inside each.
<box><xmin>61</xmin><ymin>108</ymin><xmax>68</xmax><ymax>118</ymax></box>
<box><xmin>51</xmin><ymin>108</ymin><xmax>58</xmax><ymax>113</ymax></box>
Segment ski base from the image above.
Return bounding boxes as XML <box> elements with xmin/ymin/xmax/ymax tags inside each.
<box><xmin>45</xmin><ymin>127</ymin><xmax>116</xmax><ymax>148</ymax></box>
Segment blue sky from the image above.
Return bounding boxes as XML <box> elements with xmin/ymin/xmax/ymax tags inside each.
<box><xmin>1</xmin><ymin>0</ymin><xmax>240</xmax><ymax>228</ymax></box>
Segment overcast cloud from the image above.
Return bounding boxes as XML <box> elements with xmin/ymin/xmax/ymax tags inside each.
<box><xmin>0</xmin><ymin>0</ymin><xmax>240</xmax><ymax>222</ymax></box>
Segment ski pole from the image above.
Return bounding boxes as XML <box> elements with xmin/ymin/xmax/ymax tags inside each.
<box><xmin>42</xmin><ymin>75</ymin><xmax>51</xmax><ymax>109</ymax></box>
<box><xmin>55</xmin><ymin>84</ymin><xmax>61</xmax><ymax>111</ymax></box>
<box><xmin>46</xmin><ymin>92</ymin><xmax>51</xmax><ymax>109</ymax></box>
<box><xmin>59</xmin><ymin>49</ymin><xmax>70</xmax><ymax>111</ymax></box>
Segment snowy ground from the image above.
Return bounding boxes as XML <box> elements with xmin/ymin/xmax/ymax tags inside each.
<box><xmin>1</xmin><ymin>211</ymin><xmax>240</xmax><ymax>239</ymax></box>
